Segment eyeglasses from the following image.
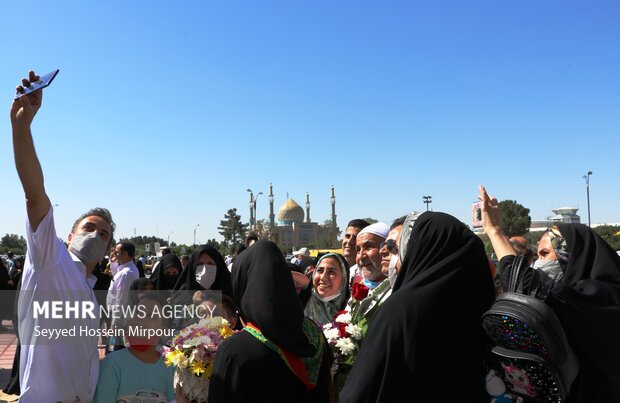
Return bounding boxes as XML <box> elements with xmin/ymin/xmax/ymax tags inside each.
<box><xmin>380</xmin><ymin>239</ymin><xmax>398</xmax><ymax>254</ymax></box>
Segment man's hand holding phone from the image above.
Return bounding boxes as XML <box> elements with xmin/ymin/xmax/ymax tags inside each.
<box><xmin>10</xmin><ymin>70</ymin><xmax>47</xmax><ymax>129</ymax></box>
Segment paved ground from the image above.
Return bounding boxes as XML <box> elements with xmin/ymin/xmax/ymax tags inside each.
<box><xmin>0</xmin><ymin>319</ymin><xmax>107</xmax><ymax>402</ymax></box>
<box><xmin>0</xmin><ymin>320</ymin><xmax>18</xmax><ymax>403</ymax></box>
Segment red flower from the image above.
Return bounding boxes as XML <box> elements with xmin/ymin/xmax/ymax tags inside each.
<box><xmin>351</xmin><ymin>283</ymin><xmax>370</xmax><ymax>301</ymax></box>
<box><xmin>337</xmin><ymin>321</ymin><xmax>349</xmax><ymax>338</ymax></box>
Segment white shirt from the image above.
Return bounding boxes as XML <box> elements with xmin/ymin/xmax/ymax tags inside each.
<box><xmin>106</xmin><ymin>260</ymin><xmax>139</xmax><ymax>310</ymax></box>
<box><xmin>18</xmin><ymin>207</ymin><xmax>100</xmax><ymax>403</ymax></box>
<box><xmin>348</xmin><ymin>264</ymin><xmax>360</xmax><ymax>284</ymax></box>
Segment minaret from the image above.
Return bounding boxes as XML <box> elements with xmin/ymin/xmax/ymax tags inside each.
<box><xmin>330</xmin><ymin>185</ymin><xmax>337</xmax><ymax>227</ymax></box>
<box><xmin>305</xmin><ymin>192</ymin><xmax>311</xmax><ymax>223</ymax></box>
<box><xmin>269</xmin><ymin>183</ymin><xmax>275</xmax><ymax>227</ymax></box>
<box><xmin>248</xmin><ymin>190</ymin><xmax>254</xmax><ymax>229</ymax></box>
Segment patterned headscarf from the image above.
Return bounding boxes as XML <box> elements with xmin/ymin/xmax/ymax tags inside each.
<box><xmin>547</xmin><ymin>226</ymin><xmax>570</xmax><ymax>271</ymax></box>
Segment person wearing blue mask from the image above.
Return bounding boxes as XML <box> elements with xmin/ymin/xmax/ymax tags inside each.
<box><xmin>355</xmin><ymin>222</ymin><xmax>390</xmax><ymax>290</ymax></box>
<box><xmin>344</xmin><ymin>222</ymin><xmax>392</xmax><ymax>318</ymax></box>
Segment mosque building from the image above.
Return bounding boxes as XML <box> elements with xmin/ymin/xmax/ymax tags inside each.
<box><xmin>249</xmin><ymin>184</ymin><xmax>339</xmax><ymax>250</ymax></box>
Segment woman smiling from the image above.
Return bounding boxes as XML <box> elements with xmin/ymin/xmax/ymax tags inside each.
<box><xmin>304</xmin><ymin>253</ymin><xmax>350</xmax><ymax>327</ymax></box>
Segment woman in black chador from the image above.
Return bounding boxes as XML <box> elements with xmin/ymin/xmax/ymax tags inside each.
<box><xmin>340</xmin><ymin>212</ymin><xmax>496</xmax><ymax>403</ymax></box>
<box><xmin>208</xmin><ymin>240</ymin><xmax>332</xmax><ymax>403</ymax></box>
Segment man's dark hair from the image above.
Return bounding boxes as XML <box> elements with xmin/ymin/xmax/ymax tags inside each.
<box><xmin>71</xmin><ymin>207</ymin><xmax>116</xmax><ymax>248</ymax></box>
<box><xmin>347</xmin><ymin>219</ymin><xmax>370</xmax><ymax>230</ymax></box>
<box><xmin>118</xmin><ymin>242</ymin><xmax>136</xmax><ymax>258</ymax></box>
<box><xmin>7</xmin><ymin>251</ymin><xmax>14</xmax><ymax>259</ymax></box>
<box><xmin>391</xmin><ymin>215</ymin><xmax>407</xmax><ymax>230</ymax></box>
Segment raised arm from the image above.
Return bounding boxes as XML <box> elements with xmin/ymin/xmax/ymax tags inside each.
<box><xmin>478</xmin><ymin>185</ymin><xmax>515</xmax><ymax>260</ymax></box>
<box><xmin>10</xmin><ymin>71</ymin><xmax>51</xmax><ymax>232</ymax></box>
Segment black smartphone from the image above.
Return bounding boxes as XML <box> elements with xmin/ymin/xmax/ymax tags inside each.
<box><xmin>14</xmin><ymin>69</ymin><xmax>60</xmax><ymax>100</ymax></box>
<box><xmin>472</xmin><ymin>201</ymin><xmax>483</xmax><ymax>228</ymax></box>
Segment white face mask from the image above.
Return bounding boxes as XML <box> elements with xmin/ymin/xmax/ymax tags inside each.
<box><xmin>70</xmin><ymin>231</ymin><xmax>107</xmax><ymax>263</ymax></box>
<box><xmin>388</xmin><ymin>255</ymin><xmax>399</xmax><ymax>287</ymax></box>
<box><xmin>195</xmin><ymin>264</ymin><xmax>217</xmax><ymax>289</ymax></box>
<box><xmin>532</xmin><ymin>258</ymin><xmax>563</xmax><ymax>281</ymax></box>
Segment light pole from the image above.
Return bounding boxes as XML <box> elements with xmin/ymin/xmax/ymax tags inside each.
<box><xmin>423</xmin><ymin>195</ymin><xmax>432</xmax><ymax>211</ymax></box>
<box><xmin>583</xmin><ymin>171</ymin><xmax>592</xmax><ymax>226</ymax></box>
<box><xmin>167</xmin><ymin>231</ymin><xmax>174</xmax><ymax>246</ymax></box>
<box><xmin>254</xmin><ymin>192</ymin><xmax>263</xmax><ymax>229</ymax></box>
<box><xmin>193</xmin><ymin>224</ymin><xmax>200</xmax><ymax>246</ymax></box>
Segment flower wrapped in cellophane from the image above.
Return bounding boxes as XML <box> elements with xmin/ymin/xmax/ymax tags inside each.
<box><xmin>163</xmin><ymin>317</ymin><xmax>235</xmax><ymax>403</ymax></box>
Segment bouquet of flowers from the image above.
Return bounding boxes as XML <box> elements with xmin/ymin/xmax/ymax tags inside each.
<box><xmin>323</xmin><ymin>281</ymin><xmax>392</xmax><ymax>394</ymax></box>
<box><xmin>163</xmin><ymin>317</ymin><xmax>235</xmax><ymax>403</ymax></box>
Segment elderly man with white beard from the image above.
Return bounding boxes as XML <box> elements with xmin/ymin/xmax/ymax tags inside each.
<box><xmin>348</xmin><ymin>222</ymin><xmax>392</xmax><ymax>316</ymax></box>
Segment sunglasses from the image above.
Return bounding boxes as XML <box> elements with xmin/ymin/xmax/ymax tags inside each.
<box><xmin>380</xmin><ymin>239</ymin><xmax>398</xmax><ymax>254</ymax></box>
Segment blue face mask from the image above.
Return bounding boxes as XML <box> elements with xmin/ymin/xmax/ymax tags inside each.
<box><xmin>363</xmin><ymin>278</ymin><xmax>383</xmax><ymax>290</ymax></box>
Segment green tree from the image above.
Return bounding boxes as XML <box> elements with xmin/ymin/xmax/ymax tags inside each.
<box><xmin>118</xmin><ymin>235</ymin><xmax>167</xmax><ymax>257</ymax></box>
<box><xmin>593</xmin><ymin>225</ymin><xmax>620</xmax><ymax>251</ymax></box>
<box><xmin>0</xmin><ymin>233</ymin><xmax>27</xmax><ymax>254</ymax></box>
<box><xmin>218</xmin><ymin>208</ymin><xmax>248</xmax><ymax>253</ymax></box>
<box><xmin>499</xmin><ymin>200</ymin><xmax>532</xmax><ymax>237</ymax></box>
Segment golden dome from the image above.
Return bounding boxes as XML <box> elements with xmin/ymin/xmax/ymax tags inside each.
<box><xmin>277</xmin><ymin>198</ymin><xmax>304</xmax><ymax>223</ymax></box>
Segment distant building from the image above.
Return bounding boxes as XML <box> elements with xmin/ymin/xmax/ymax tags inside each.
<box><xmin>262</xmin><ymin>184</ymin><xmax>339</xmax><ymax>250</ymax></box>
<box><xmin>531</xmin><ymin>207</ymin><xmax>581</xmax><ymax>231</ymax></box>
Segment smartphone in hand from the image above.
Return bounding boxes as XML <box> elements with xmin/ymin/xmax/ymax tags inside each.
<box><xmin>14</xmin><ymin>69</ymin><xmax>59</xmax><ymax>100</ymax></box>
<box><xmin>472</xmin><ymin>201</ymin><xmax>483</xmax><ymax>228</ymax></box>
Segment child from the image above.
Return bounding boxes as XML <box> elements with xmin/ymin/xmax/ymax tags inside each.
<box><xmin>94</xmin><ymin>291</ymin><xmax>175</xmax><ymax>402</ymax></box>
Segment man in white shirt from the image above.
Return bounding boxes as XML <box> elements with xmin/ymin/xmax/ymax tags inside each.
<box><xmin>12</xmin><ymin>71</ymin><xmax>115</xmax><ymax>402</ymax></box>
<box><xmin>107</xmin><ymin>242</ymin><xmax>139</xmax><ymax>307</ymax></box>
<box><xmin>107</xmin><ymin>242</ymin><xmax>139</xmax><ymax>334</ymax></box>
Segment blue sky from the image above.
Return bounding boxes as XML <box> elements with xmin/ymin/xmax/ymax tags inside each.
<box><xmin>1</xmin><ymin>1</ymin><xmax>619</xmax><ymax>245</ymax></box>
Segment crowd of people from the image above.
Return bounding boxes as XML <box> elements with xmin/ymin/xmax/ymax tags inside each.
<box><xmin>3</xmin><ymin>70</ymin><xmax>620</xmax><ymax>402</ymax></box>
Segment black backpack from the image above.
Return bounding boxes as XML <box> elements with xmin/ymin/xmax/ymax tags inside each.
<box><xmin>481</xmin><ymin>256</ymin><xmax>579</xmax><ymax>402</ymax></box>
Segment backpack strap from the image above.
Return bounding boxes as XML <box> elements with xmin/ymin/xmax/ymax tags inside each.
<box><xmin>507</xmin><ymin>255</ymin><xmax>527</xmax><ymax>293</ymax></box>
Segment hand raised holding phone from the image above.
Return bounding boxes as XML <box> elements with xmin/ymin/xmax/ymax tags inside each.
<box><xmin>477</xmin><ymin>185</ymin><xmax>501</xmax><ymax>234</ymax></box>
<box><xmin>10</xmin><ymin>69</ymin><xmax>58</xmax><ymax>128</ymax></box>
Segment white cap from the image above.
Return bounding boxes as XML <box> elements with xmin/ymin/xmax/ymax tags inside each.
<box><xmin>292</xmin><ymin>247</ymin><xmax>310</xmax><ymax>257</ymax></box>
<box><xmin>357</xmin><ymin>222</ymin><xmax>390</xmax><ymax>239</ymax></box>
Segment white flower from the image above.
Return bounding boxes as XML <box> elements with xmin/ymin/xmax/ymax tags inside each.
<box><xmin>335</xmin><ymin>312</ymin><xmax>352</xmax><ymax>324</ymax></box>
<box><xmin>335</xmin><ymin>337</ymin><xmax>356</xmax><ymax>355</ymax></box>
<box><xmin>324</xmin><ymin>328</ymin><xmax>340</xmax><ymax>343</ymax></box>
<box><xmin>198</xmin><ymin>316</ymin><xmax>223</xmax><ymax>330</ymax></box>
<box><xmin>199</xmin><ymin>335</ymin><xmax>213</xmax><ymax>346</ymax></box>
<box><xmin>345</xmin><ymin>324</ymin><xmax>362</xmax><ymax>340</ymax></box>
<box><xmin>322</xmin><ymin>323</ymin><xmax>333</xmax><ymax>330</ymax></box>
<box><xmin>183</xmin><ymin>337</ymin><xmax>201</xmax><ymax>348</ymax></box>
<box><xmin>179</xmin><ymin>327</ymin><xmax>192</xmax><ymax>338</ymax></box>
